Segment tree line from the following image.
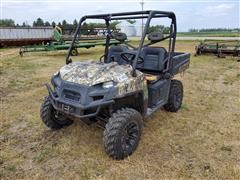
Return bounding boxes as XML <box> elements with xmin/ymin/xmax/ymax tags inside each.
<box><xmin>0</xmin><ymin>18</ymin><xmax>167</xmax><ymax>31</ymax></box>
<box><xmin>148</xmin><ymin>25</ymin><xmax>170</xmax><ymax>34</ymax></box>
<box><xmin>3</xmin><ymin>18</ymin><xmax>238</xmax><ymax>33</ymax></box>
<box><xmin>0</xmin><ymin>18</ymin><xmax>119</xmax><ymax>35</ymax></box>
<box><xmin>0</xmin><ymin>18</ymin><xmax>78</xmax><ymax>28</ymax></box>
<box><xmin>0</xmin><ymin>18</ymin><xmax>119</xmax><ymax>28</ymax></box>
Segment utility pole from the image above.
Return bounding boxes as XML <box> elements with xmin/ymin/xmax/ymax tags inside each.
<box><xmin>140</xmin><ymin>0</ymin><xmax>144</xmax><ymax>36</ymax></box>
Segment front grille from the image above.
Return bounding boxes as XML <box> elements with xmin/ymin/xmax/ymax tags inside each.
<box><xmin>63</xmin><ymin>90</ymin><xmax>81</xmax><ymax>101</ymax></box>
<box><xmin>61</xmin><ymin>103</ymin><xmax>75</xmax><ymax>113</ymax></box>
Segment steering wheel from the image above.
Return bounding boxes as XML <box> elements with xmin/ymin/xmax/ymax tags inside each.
<box><xmin>120</xmin><ymin>52</ymin><xmax>144</xmax><ymax>65</ymax></box>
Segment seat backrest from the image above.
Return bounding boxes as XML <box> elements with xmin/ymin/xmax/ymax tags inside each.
<box><xmin>107</xmin><ymin>45</ymin><xmax>128</xmax><ymax>64</ymax></box>
<box><xmin>139</xmin><ymin>47</ymin><xmax>167</xmax><ymax>72</ymax></box>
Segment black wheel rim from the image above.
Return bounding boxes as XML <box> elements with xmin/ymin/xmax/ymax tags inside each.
<box><xmin>121</xmin><ymin>121</ymin><xmax>139</xmax><ymax>154</ymax></box>
<box><xmin>53</xmin><ymin>110</ymin><xmax>68</xmax><ymax>125</ymax></box>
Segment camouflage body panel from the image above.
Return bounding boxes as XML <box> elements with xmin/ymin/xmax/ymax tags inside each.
<box><xmin>60</xmin><ymin>61</ymin><xmax>145</xmax><ymax>97</ymax></box>
<box><xmin>117</xmin><ymin>72</ymin><xmax>145</xmax><ymax>96</ymax></box>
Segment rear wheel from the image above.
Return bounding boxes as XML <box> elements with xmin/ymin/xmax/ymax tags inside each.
<box><xmin>103</xmin><ymin>108</ymin><xmax>143</xmax><ymax>160</ymax></box>
<box><xmin>40</xmin><ymin>96</ymin><xmax>73</xmax><ymax>129</ymax></box>
<box><xmin>164</xmin><ymin>80</ymin><xmax>183</xmax><ymax>112</ymax></box>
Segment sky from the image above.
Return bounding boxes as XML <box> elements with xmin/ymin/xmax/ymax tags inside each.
<box><xmin>1</xmin><ymin>0</ymin><xmax>239</xmax><ymax>32</ymax></box>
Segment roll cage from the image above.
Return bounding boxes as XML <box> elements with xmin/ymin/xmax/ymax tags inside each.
<box><xmin>66</xmin><ymin>10</ymin><xmax>177</xmax><ymax>77</ymax></box>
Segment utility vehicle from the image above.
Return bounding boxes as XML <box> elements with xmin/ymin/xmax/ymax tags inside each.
<box><xmin>40</xmin><ymin>11</ymin><xmax>190</xmax><ymax>159</ymax></box>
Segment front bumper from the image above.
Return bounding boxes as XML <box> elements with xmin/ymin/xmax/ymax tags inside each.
<box><xmin>46</xmin><ymin>83</ymin><xmax>115</xmax><ymax>118</ymax></box>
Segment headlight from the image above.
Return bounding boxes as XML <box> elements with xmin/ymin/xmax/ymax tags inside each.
<box><xmin>102</xmin><ymin>81</ymin><xmax>114</xmax><ymax>89</ymax></box>
<box><xmin>53</xmin><ymin>71</ymin><xmax>59</xmax><ymax>76</ymax></box>
<box><xmin>51</xmin><ymin>74</ymin><xmax>61</xmax><ymax>88</ymax></box>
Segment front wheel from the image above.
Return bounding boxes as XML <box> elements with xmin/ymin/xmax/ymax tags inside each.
<box><xmin>40</xmin><ymin>96</ymin><xmax>73</xmax><ymax>129</ymax></box>
<box><xmin>164</xmin><ymin>80</ymin><xmax>183</xmax><ymax>112</ymax></box>
<box><xmin>103</xmin><ymin>108</ymin><xmax>143</xmax><ymax>160</ymax></box>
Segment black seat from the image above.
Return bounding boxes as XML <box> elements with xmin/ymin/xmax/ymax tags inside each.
<box><xmin>139</xmin><ymin>47</ymin><xmax>167</xmax><ymax>72</ymax></box>
<box><xmin>107</xmin><ymin>45</ymin><xmax>128</xmax><ymax>64</ymax></box>
<box><xmin>106</xmin><ymin>32</ymin><xmax>129</xmax><ymax>64</ymax></box>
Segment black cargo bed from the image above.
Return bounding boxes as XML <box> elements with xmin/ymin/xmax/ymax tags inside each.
<box><xmin>171</xmin><ymin>52</ymin><xmax>190</xmax><ymax>75</ymax></box>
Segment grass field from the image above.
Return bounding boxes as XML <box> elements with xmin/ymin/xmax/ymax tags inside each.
<box><xmin>178</xmin><ymin>32</ymin><xmax>240</xmax><ymax>37</ymax></box>
<box><xmin>1</xmin><ymin>41</ymin><xmax>240</xmax><ymax>179</ymax></box>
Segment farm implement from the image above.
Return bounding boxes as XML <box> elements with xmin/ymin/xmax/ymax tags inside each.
<box><xmin>19</xmin><ymin>26</ymin><xmax>124</xmax><ymax>56</ymax></box>
<box><xmin>195</xmin><ymin>40</ymin><xmax>240</xmax><ymax>58</ymax></box>
<box><xmin>19</xmin><ymin>40</ymin><xmax>124</xmax><ymax>56</ymax></box>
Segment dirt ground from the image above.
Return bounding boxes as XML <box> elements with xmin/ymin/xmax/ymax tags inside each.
<box><xmin>1</xmin><ymin>41</ymin><xmax>240</xmax><ymax>179</ymax></box>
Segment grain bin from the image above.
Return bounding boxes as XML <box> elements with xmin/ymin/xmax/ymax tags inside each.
<box><xmin>116</xmin><ymin>21</ymin><xmax>136</xmax><ymax>37</ymax></box>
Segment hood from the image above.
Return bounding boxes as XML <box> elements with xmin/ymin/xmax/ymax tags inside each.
<box><xmin>59</xmin><ymin>61</ymin><xmax>140</xmax><ymax>86</ymax></box>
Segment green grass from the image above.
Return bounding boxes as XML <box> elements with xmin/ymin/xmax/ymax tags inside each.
<box><xmin>178</xmin><ymin>31</ymin><xmax>240</xmax><ymax>37</ymax></box>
